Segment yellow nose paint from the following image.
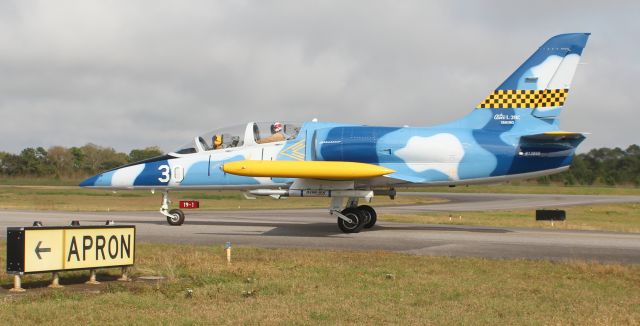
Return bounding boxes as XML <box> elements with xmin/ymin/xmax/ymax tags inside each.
<box><xmin>223</xmin><ymin>160</ymin><xmax>394</xmax><ymax>180</ymax></box>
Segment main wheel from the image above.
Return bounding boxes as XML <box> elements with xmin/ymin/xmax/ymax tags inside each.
<box><xmin>358</xmin><ymin>205</ymin><xmax>377</xmax><ymax>229</ymax></box>
<box><xmin>337</xmin><ymin>207</ymin><xmax>365</xmax><ymax>233</ymax></box>
<box><xmin>167</xmin><ymin>209</ymin><xmax>185</xmax><ymax>226</ymax></box>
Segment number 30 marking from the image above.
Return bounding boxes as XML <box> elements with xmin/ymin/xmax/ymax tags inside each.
<box><xmin>158</xmin><ymin>165</ymin><xmax>171</xmax><ymax>182</ymax></box>
<box><xmin>158</xmin><ymin>165</ymin><xmax>184</xmax><ymax>183</ymax></box>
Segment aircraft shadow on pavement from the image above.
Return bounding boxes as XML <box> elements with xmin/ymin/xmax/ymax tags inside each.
<box><xmin>124</xmin><ymin>220</ymin><xmax>512</xmax><ymax>237</ymax></box>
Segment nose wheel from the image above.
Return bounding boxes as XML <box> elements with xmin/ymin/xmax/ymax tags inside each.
<box><xmin>167</xmin><ymin>209</ymin><xmax>185</xmax><ymax>226</ymax></box>
<box><xmin>159</xmin><ymin>190</ymin><xmax>186</xmax><ymax>226</ymax></box>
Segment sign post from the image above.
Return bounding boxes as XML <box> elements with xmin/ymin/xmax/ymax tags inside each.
<box><xmin>6</xmin><ymin>225</ymin><xmax>135</xmax><ymax>290</ymax></box>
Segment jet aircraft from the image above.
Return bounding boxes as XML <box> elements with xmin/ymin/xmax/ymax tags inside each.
<box><xmin>81</xmin><ymin>33</ymin><xmax>590</xmax><ymax>233</ymax></box>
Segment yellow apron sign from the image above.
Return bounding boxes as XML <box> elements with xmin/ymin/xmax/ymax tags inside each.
<box><xmin>6</xmin><ymin>225</ymin><xmax>135</xmax><ymax>274</ymax></box>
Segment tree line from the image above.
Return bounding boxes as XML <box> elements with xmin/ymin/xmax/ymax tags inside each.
<box><xmin>0</xmin><ymin>144</ymin><xmax>163</xmax><ymax>179</ymax></box>
<box><xmin>0</xmin><ymin>143</ymin><xmax>638</xmax><ymax>186</ymax></box>
<box><xmin>545</xmin><ymin>144</ymin><xmax>640</xmax><ymax>186</ymax></box>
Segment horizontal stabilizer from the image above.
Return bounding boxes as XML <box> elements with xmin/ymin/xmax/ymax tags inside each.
<box><xmin>521</xmin><ymin>131</ymin><xmax>586</xmax><ymax>141</ymax></box>
<box><xmin>223</xmin><ymin>160</ymin><xmax>395</xmax><ymax>180</ymax></box>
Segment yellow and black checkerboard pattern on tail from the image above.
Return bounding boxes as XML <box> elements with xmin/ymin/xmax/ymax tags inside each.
<box><xmin>476</xmin><ymin>89</ymin><xmax>569</xmax><ymax>109</ymax></box>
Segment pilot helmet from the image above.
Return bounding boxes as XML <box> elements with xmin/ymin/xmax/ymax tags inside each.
<box><xmin>213</xmin><ymin>134</ymin><xmax>223</xmax><ymax>147</ymax></box>
<box><xmin>271</xmin><ymin>122</ymin><xmax>283</xmax><ymax>133</ymax></box>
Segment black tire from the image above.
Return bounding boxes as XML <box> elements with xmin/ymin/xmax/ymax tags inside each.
<box><xmin>358</xmin><ymin>205</ymin><xmax>377</xmax><ymax>229</ymax></box>
<box><xmin>358</xmin><ymin>207</ymin><xmax>372</xmax><ymax>226</ymax></box>
<box><xmin>167</xmin><ymin>209</ymin><xmax>185</xmax><ymax>226</ymax></box>
<box><xmin>337</xmin><ymin>207</ymin><xmax>365</xmax><ymax>233</ymax></box>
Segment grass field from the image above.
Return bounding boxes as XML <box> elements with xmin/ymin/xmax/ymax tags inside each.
<box><xmin>381</xmin><ymin>203</ymin><xmax>640</xmax><ymax>233</ymax></box>
<box><xmin>406</xmin><ymin>183</ymin><xmax>640</xmax><ymax>196</ymax></box>
<box><xmin>1</xmin><ymin>242</ymin><xmax>639</xmax><ymax>325</ymax></box>
<box><xmin>0</xmin><ymin>184</ymin><xmax>638</xmax><ymax>213</ymax></box>
<box><xmin>0</xmin><ymin>186</ymin><xmax>445</xmax><ymax>211</ymax></box>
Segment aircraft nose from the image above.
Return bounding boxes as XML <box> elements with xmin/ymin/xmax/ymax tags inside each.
<box><xmin>80</xmin><ymin>170</ymin><xmax>116</xmax><ymax>187</ymax></box>
<box><xmin>79</xmin><ymin>174</ymin><xmax>100</xmax><ymax>187</ymax></box>
<box><xmin>79</xmin><ymin>163</ymin><xmax>143</xmax><ymax>188</ymax></box>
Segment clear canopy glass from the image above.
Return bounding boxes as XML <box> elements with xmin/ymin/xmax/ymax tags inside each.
<box><xmin>252</xmin><ymin>121</ymin><xmax>301</xmax><ymax>143</ymax></box>
<box><xmin>170</xmin><ymin>121</ymin><xmax>302</xmax><ymax>155</ymax></box>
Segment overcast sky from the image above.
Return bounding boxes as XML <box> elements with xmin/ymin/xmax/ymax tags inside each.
<box><xmin>1</xmin><ymin>1</ymin><xmax>638</xmax><ymax>153</ymax></box>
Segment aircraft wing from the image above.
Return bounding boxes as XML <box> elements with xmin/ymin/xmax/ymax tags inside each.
<box><xmin>222</xmin><ymin>160</ymin><xmax>394</xmax><ymax>180</ymax></box>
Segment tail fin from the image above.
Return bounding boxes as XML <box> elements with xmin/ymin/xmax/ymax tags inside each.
<box><xmin>476</xmin><ymin>33</ymin><xmax>590</xmax><ymax>119</ymax></box>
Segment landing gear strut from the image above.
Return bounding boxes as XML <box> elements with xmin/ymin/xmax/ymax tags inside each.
<box><xmin>331</xmin><ymin>197</ymin><xmax>378</xmax><ymax>233</ymax></box>
<box><xmin>160</xmin><ymin>190</ymin><xmax>185</xmax><ymax>226</ymax></box>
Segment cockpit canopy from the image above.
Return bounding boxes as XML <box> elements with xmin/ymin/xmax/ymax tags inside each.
<box><xmin>171</xmin><ymin>121</ymin><xmax>302</xmax><ymax>155</ymax></box>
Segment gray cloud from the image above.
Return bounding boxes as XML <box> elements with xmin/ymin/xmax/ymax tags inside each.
<box><xmin>1</xmin><ymin>0</ymin><xmax>638</xmax><ymax>153</ymax></box>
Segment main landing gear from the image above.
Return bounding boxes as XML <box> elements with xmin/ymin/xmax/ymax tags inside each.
<box><xmin>157</xmin><ymin>188</ymin><xmax>385</xmax><ymax>231</ymax></box>
<box><xmin>160</xmin><ymin>191</ymin><xmax>185</xmax><ymax>226</ymax></box>
<box><xmin>332</xmin><ymin>197</ymin><xmax>378</xmax><ymax>233</ymax></box>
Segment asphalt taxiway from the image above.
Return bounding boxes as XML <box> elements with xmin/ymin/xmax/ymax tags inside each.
<box><xmin>1</xmin><ymin>192</ymin><xmax>639</xmax><ymax>263</ymax></box>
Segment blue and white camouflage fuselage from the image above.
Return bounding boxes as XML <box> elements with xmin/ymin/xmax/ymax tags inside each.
<box><xmin>81</xmin><ymin>33</ymin><xmax>589</xmax><ymax>193</ymax></box>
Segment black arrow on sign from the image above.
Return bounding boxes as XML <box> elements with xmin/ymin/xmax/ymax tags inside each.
<box><xmin>35</xmin><ymin>241</ymin><xmax>51</xmax><ymax>259</ymax></box>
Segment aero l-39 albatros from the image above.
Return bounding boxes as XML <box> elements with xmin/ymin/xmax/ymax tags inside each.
<box><xmin>81</xmin><ymin>33</ymin><xmax>590</xmax><ymax>233</ymax></box>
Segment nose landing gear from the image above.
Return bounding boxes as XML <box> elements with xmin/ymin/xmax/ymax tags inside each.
<box><xmin>160</xmin><ymin>190</ymin><xmax>185</xmax><ymax>226</ymax></box>
<box><xmin>167</xmin><ymin>209</ymin><xmax>185</xmax><ymax>226</ymax></box>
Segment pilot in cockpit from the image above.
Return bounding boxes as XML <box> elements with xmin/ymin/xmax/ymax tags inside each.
<box><xmin>256</xmin><ymin>122</ymin><xmax>286</xmax><ymax>144</ymax></box>
<box><xmin>212</xmin><ymin>134</ymin><xmax>223</xmax><ymax>150</ymax></box>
